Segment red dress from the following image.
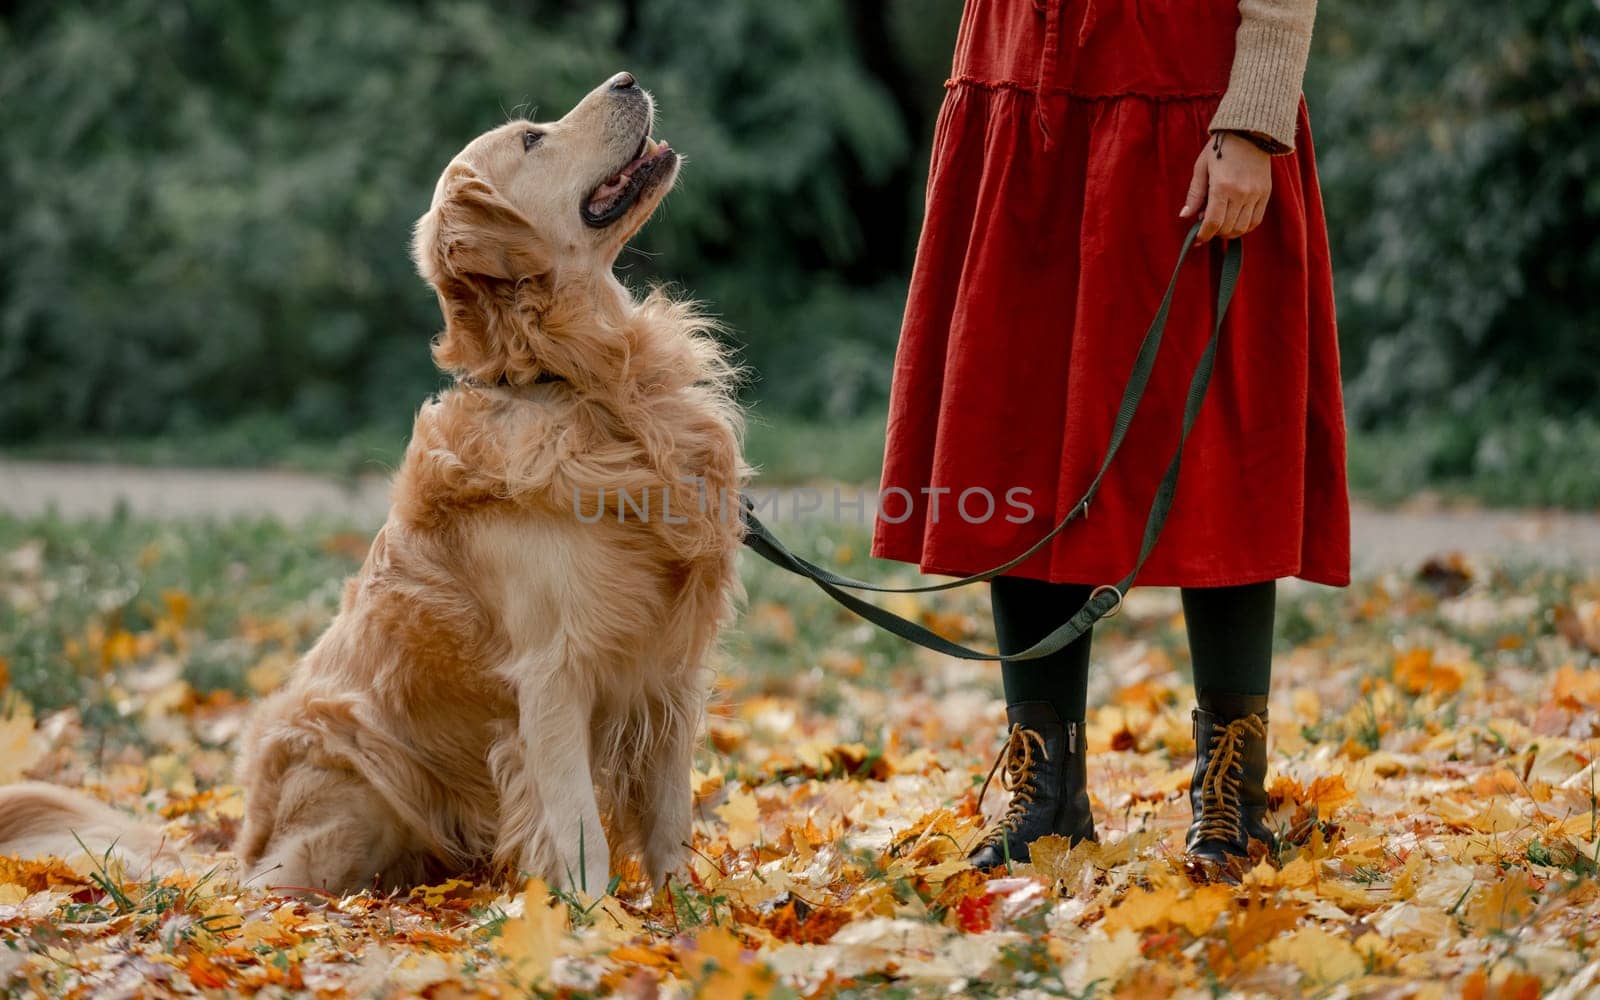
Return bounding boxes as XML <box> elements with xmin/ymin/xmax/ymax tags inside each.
<box><xmin>872</xmin><ymin>0</ymin><xmax>1350</xmax><ymax>588</ymax></box>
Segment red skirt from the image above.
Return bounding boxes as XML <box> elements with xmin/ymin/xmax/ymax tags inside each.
<box><xmin>872</xmin><ymin>0</ymin><xmax>1350</xmax><ymax>588</ymax></box>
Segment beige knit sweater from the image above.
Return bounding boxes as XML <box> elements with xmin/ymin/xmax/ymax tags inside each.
<box><xmin>1209</xmin><ymin>0</ymin><xmax>1318</xmax><ymax>153</ymax></box>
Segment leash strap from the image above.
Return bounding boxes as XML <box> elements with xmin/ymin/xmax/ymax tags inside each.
<box><xmin>739</xmin><ymin>221</ymin><xmax>1241</xmax><ymax>661</ymax></box>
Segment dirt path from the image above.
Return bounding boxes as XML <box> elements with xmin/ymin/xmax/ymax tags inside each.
<box><xmin>3</xmin><ymin>458</ymin><xmax>1598</xmax><ymax>574</ymax></box>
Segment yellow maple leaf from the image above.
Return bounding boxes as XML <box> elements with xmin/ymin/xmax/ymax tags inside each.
<box><xmin>1088</xmin><ymin>828</ymin><xmax>1161</xmax><ymax>868</ymax></box>
<box><xmin>496</xmin><ymin>879</ymin><xmax>569</xmax><ymax>984</ymax></box>
<box><xmin>1102</xmin><ymin>886</ymin><xmax>1174</xmax><ymax>935</ymax></box>
<box><xmin>1103</xmin><ymin>882</ymin><xmax>1231</xmax><ymax>938</ymax></box>
<box><xmin>411</xmin><ymin>878</ymin><xmax>474</xmax><ymax>907</ymax></box>
<box><xmin>1316</xmin><ymin>877</ymin><xmax>1390</xmax><ymax>912</ymax></box>
<box><xmin>716</xmin><ymin>786</ymin><xmax>761</xmax><ymax>850</ymax></box>
<box><xmin>1212</xmin><ymin>900</ymin><xmax>1304</xmax><ymax>972</ymax></box>
<box><xmin>0</xmin><ymin>708</ymin><xmax>43</xmax><ymax>784</ymax></box>
<box><xmin>1388</xmin><ymin>851</ymin><xmax>1425</xmax><ymax>901</ymax></box>
<box><xmin>1465</xmin><ymin>872</ymin><xmax>1537</xmax><ymax>935</ymax></box>
<box><xmin>688</xmin><ymin>926</ymin><xmax>775</xmax><ymax>1000</ymax></box>
<box><xmin>1083</xmin><ymin>929</ymin><xmax>1142</xmax><ymax>991</ymax></box>
<box><xmin>240</xmin><ymin>903</ymin><xmax>309</xmax><ymax>950</ymax></box>
<box><xmin>1267</xmin><ymin>926</ymin><xmax>1365</xmax><ymax>985</ymax></box>
<box><xmin>1467</xmin><ymin>800</ymin><xmax>1526</xmax><ymax>835</ymax></box>
<box><xmin>1168</xmin><ymin>885</ymin><xmax>1232</xmax><ymax>936</ymax></box>
<box><xmin>1024</xmin><ymin>833</ymin><xmax>1093</xmax><ymax>885</ymax></box>
<box><xmin>1241</xmin><ymin>856</ymin><xmax>1315</xmax><ymax>892</ymax></box>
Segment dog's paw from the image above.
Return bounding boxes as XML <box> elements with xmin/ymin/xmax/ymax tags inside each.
<box><xmin>643</xmin><ymin>840</ymin><xmax>688</xmax><ymax>889</ymax></box>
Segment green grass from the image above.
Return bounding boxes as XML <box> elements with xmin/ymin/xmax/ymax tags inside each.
<box><xmin>4</xmin><ymin>407</ymin><xmax>889</xmax><ymax>487</ymax></box>
<box><xmin>743</xmin><ymin>409</ymin><xmax>888</xmax><ymax>485</ymax></box>
<box><xmin>1346</xmin><ymin>409</ymin><xmax>1600</xmax><ymax>509</ymax></box>
<box><xmin>4</xmin><ymin>414</ymin><xmax>411</xmax><ymax>482</ymax></box>
<box><xmin>0</xmin><ymin>510</ymin><xmax>997</xmax><ymax>742</ymax></box>
<box><xmin>0</xmin><ymin>512</ymin><xmax>364</xmax><ymax>724</ymax></box>
<box><xmin>12</xmin><ymin>400</ymin><xmax>1600</xmax><ymax>509</ymax></box>
<box><xmin>2</xmin><ymin>507</ymin><xmax>1593</xmax><ymax>758</ymax></box>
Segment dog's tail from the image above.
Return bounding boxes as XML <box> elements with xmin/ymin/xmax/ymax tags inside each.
<box><xmin>0</xmin><ymin>782</ymin><xmax>182</xmax><ymax>876</ymax></box>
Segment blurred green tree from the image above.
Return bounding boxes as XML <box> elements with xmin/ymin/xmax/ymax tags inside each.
<box><xmin>0</xmin><ymin>0</ymin><xmax>1595</xmax><ymax>452</ymax></box>
<box><xmin>1307</xmin><ymin>0</ymin><xmax>1600</xmax><ymax>428</ymax></box>
<box><xmin>0</xmin><ymin>0</ymin><xmax>961</xmax><ymax>440</ymax></box>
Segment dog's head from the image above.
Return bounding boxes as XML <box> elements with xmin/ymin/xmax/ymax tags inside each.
<box><xmin>413</xmin><ymin>73</ymin><xmax>679</xmax><ymax>382</ymax></box>
<box><xmin>416</xmin><ymin>71</ymin><xmax>677</xmax><ymax>286</ymax></box>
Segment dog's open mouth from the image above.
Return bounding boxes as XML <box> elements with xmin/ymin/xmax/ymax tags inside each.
<box><xmin>581</xmin><ymin>136</ymin><xmax>677</xmax><ymax>228</ymax></box>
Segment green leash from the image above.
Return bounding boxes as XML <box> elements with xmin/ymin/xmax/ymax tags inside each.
<box><xmin>739</xmin><ymin>221</ymin><xmax>1242</xmax><ymax>661</ymax></box>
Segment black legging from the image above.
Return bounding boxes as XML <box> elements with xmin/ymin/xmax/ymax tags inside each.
<box><xmin>990</xmin><ymin>576</ymin><xmax>1275</xmax><ymax>721</ymax></box>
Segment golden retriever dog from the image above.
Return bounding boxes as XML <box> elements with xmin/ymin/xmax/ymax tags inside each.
<box><xmin>0</xmin><ymin>72</ymin><xmax>746</xmax><ymax>896</ymax></box>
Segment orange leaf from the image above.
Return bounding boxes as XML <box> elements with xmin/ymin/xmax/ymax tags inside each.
<box><xmin>1555</xmin><ymin>601</ymin><xmax>1600</xmax><ymax>655</ymax></box>
<box><xmin>1496</xmin><ymin>972</ymin><xmax>1544</xmax><ymax>1000</ymax></box>
<box><xmin>1551</xmin><ymin>663</ymin><xmax>1600</xmax><ymax>708</ymax></box>
<box><xmin>1392</xmin><ymin>648</ymin><xmax>1464</xmax><ymax>695</ymax></box>
<box><xmin>1472</xmin><ymin>769</ymin><xmax>1520</xmax><ymax>797</ymax></box>
<box><xmin>1305</xmin><ymin>774</ymin><xmax>1356</xmax><ymax>819</ymax></box>
<box><xmin>686</xmin><ymin>926</ymin><xmax>775</xmax><ymax>1000</ymax></box>
<box><xmin>609</xmin><ymin>943</ymin><xmax>676</xmax><ymax>969</ymax></box>
<box><xmin>161</xmin><ymin>589</ymin><xmax>192</xmax><ymax>626</ymax></box>
<box><xmin>185</xmin><ymin>952</ymin><xmax>230</xmax><ymax>990</ymax></box>
<box><xmin>955</xmin><ymin>890</ymin><xmax>994</xmax><ymax>933</ymax></box>
<box><xmin>0</xmin><ymin>856</ymin><xmax>89</xmax><ymax>893</ymax></box>
<box><xmin>1208</xmin><ymin>900</ymin><xmax>1305</xmax><ymax>973</ymax></box>
<box><xmin>103</xmin><ymin>628</ymin><xmax>139</xmax><ymax>667</ymax></box>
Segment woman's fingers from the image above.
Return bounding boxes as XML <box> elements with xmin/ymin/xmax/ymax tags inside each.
<box><xmin>1222</xmin><ymin>195</ymin><xmax>1249</xmax><ymax>240</ymax></box>
<box><xmin>1198</xmin><ymin>189</ymin><xmax>1230</xmax><ymax>243</ymax></box>
<box><xmin>1245</xmin><ymin>196</ymin><xmax>1268</xmax><ymax>235</ymax></box>
<box><xmin>1179</xmin><ymin>152</ymin><xmax>1209</xmax><ymax>220</ymax></box>
<box><xmin>1186</xmin><ymin>137</ymin><xmax>1275</xmax><ymax>241</ymax></box>
<box><xmin>1228</xmin><ymin>193</ymin><xmax>1268</xmax><ymax>238</ymax></box>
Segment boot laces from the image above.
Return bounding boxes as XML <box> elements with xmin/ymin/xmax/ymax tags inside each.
<box><xmin>976</xmin><ymin>725</ymin><xmax>1049</xmax><ymax>846</ymax></box>
<box><xmin>1195</xmin><ymin>713</ymin><xmax>1267</xmax><ymax>844</ymax></box>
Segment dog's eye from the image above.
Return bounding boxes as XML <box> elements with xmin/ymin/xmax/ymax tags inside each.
<box><xmin>522</xmin><ymin>130</ymin><xmax>544</xmax><ymax>152</ymax></box>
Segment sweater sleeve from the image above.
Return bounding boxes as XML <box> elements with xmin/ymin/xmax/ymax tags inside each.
<box><xmin>1208</xmin><ymin>0</ymin><xmax>1318</xmax><ymax>154</ymax></box>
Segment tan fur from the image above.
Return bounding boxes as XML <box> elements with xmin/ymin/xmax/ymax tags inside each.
<box><xmin>0</xmin><ymin>783</ymin><xmax>184</xmax><ymax>877</ymax></box>
<box><xmin>0</xmin><ymin>76</ymin><xmax>746</xmax><ymax>896</ymax></box>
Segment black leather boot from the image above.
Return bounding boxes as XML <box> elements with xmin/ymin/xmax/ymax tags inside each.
<box><xmin>968</xmin><ymin>701</ymin><xmax>1095</xmax><ymax>869</ymax></box>
<box><xmin>1186</xmin><ymin>692</ymin><xmax>1275</xmax><ymax>869</ymax></box>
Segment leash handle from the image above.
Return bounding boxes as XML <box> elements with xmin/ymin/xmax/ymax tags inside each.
<box><xmin>740</xmin><ymin>221</ymin><xmax>1242</xmax><ymax>661</ymax></box>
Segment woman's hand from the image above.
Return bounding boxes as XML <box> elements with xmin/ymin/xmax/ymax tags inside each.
<box><xmin>1180</xmin><ymin>133</ymin><xmax>1272</xmax><ymax>243</ymax></box>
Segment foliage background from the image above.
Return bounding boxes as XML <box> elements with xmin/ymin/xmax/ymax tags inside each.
<box><xmin>1</xmin><ymin>0</ymin><xmax>1597</xmax><ymax>491</ymax></box>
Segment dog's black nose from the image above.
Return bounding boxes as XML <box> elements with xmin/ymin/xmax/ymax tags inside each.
<box><xmin>610</xmin><ymin>72</ymin><xmax>636</xmax><ymax>90</ymax></box>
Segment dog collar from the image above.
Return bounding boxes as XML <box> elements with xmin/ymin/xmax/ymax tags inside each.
<box><xmin>458</xmin><ymin>371</ymin><xmax>566</xmax><ymax>391</ymax></box>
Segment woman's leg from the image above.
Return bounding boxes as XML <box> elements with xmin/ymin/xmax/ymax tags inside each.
<box><xmin>992</xmin><ymin>576</ymin><xmax>1094</xmax><ymax>721</ymax></box>
<box><xmin>969</xmin><ymin>576</ymin><xmax>1097</xmax><ymax>868</ymax></box>
<box><xmin>1180</xmin><ymin>580</ymin><xmax>1277</xmax><ymax>870</ymax></box>
<box><xmin>1181</xmin><ymin>581</ymin><xmax>1275</xmax><ymax>696</ymax></box>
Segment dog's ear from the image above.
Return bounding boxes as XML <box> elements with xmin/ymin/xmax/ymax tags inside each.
<box><xmin>414</xmin><ymin>164</ymin><xmax>560</xmax><ymax>382</ymax></box>
<box><xmin>412</xmin><ymin>164</ymin><xmax>548</xmax><ymax>285</ymax></box>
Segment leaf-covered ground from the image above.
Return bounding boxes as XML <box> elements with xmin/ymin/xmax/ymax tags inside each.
<box><xmin>3</xmin><ymin>513</ymin><xmax>1600</xmax><ymax>997</ymax></box>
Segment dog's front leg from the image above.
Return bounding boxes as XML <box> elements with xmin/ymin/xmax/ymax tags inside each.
<box><xmin>511</xmin><ymin>666</ymin><xmax>610</xmax><ymax>895</ymax></box>
<box><xmin>638</xmin><ymin>688</ymin><xmax>700</xmax><ymax>887</ymax></box>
